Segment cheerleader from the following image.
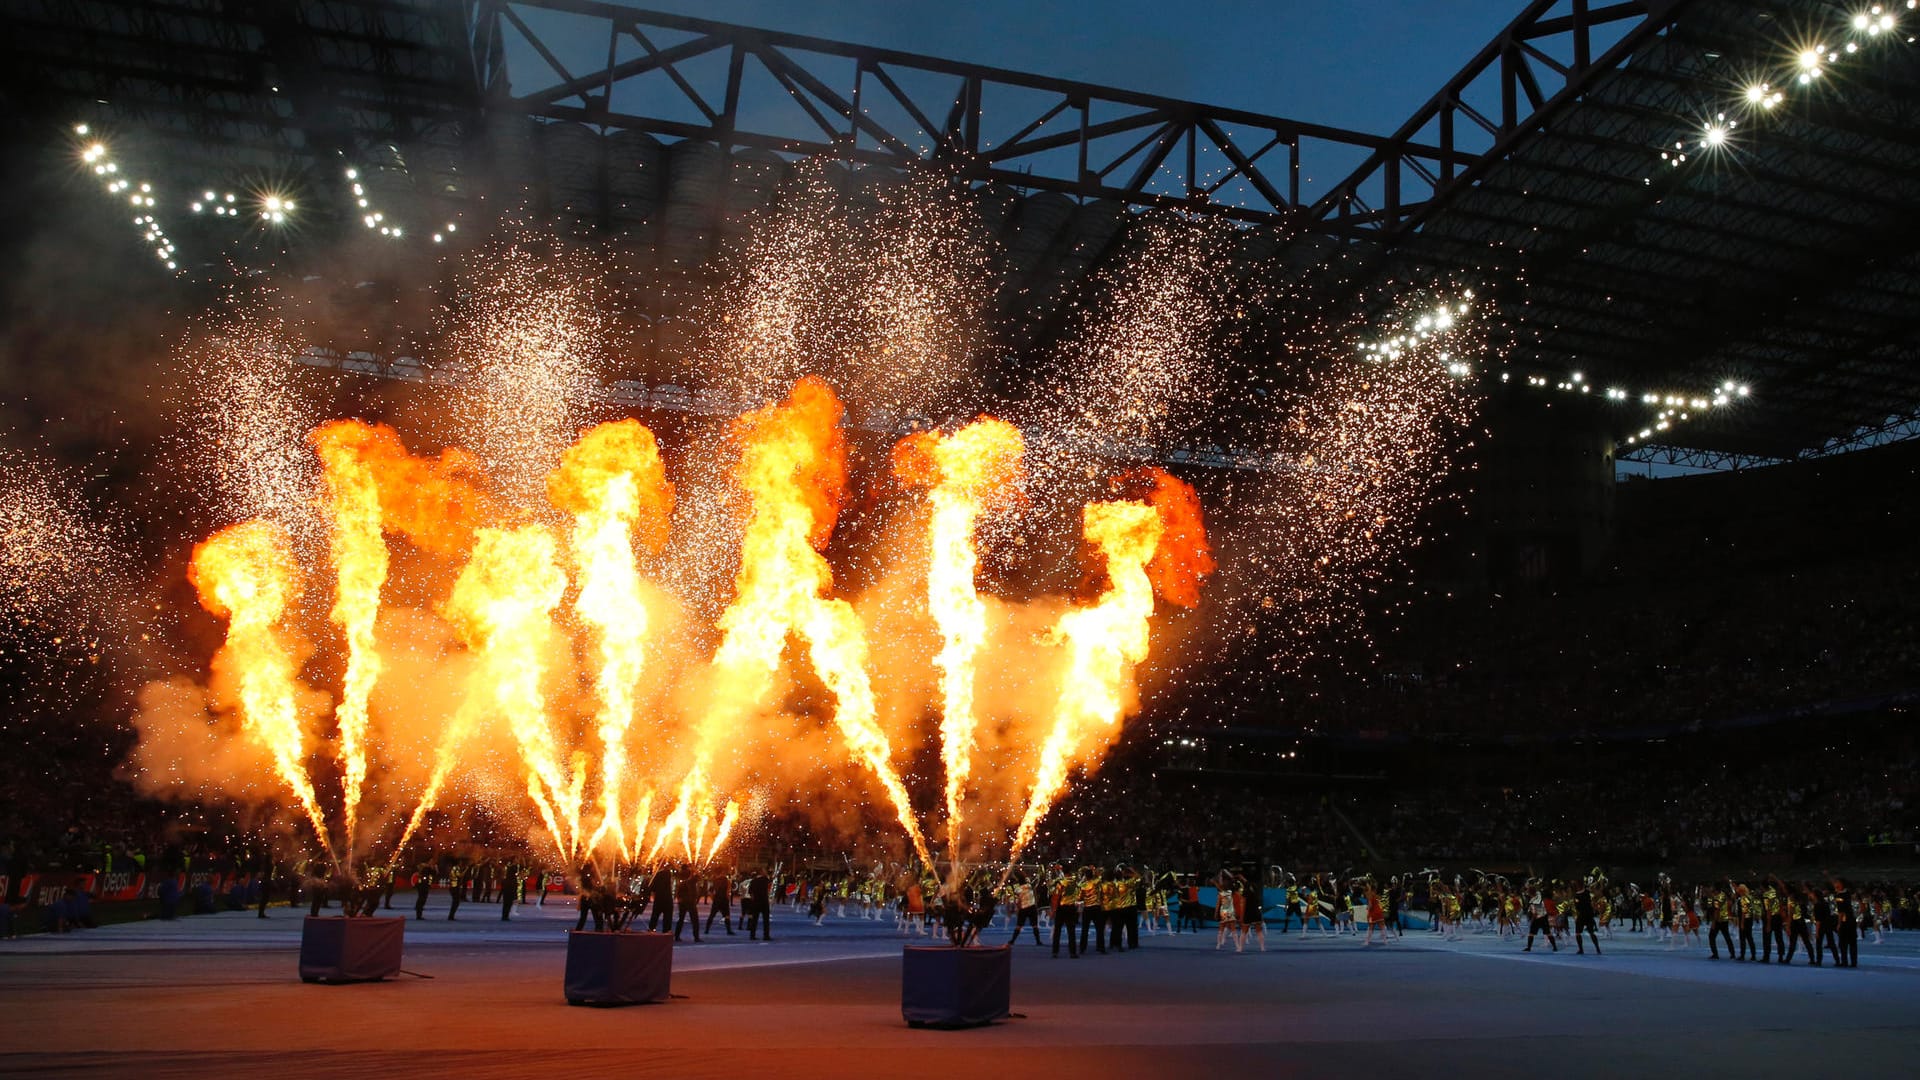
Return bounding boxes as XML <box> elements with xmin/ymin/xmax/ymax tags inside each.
<box><xmin>1500</xmin><ymin>887</ymin><xmax>1523</xmax><ymax>938</ymax></box>
<box><xmin>1214</xmin><ymin>869</ymin><xmax>1241</xmax><ymax>951</ymax></box>
<box><xmin>903</xmin><ymin>876</ymin><xmax>927</xmax><ymax>935</ymax></box>
<box><xmin>1362</xmin><ymin>881</ymin><xmax>1393</xmax><ymax>946</ymax></box>
<box><xmin>1142</xmin><ymin>873</ymin><xmax>1171</xmax><ymax>935</ymax></box>
<box><xmin>1301</xmin><ymin>876</ymin><xmax>1335</xmax><ymax>936</ymax></box>
<box><xmin>1423</xmin><ymin>878</ymin><xmax>1448</xmax><ymax>936</ymax></box>
<box><xmin>1237</xmin><ymin>871</ymin><xmax>1268</xmax><ymax>952</ymax></box>
<box><xmin>1522</xmin><ymin>882</ymin><xmax>1558</xmax><ymax>952</ymax></box>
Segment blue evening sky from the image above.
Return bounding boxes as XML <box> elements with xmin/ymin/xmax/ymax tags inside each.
<box><xmin>528</xmin><ymin>0</ymin><xmax>1531</xmax><ymax>139</ymax></box>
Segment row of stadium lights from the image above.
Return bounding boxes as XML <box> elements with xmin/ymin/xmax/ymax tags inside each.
<box><xmin>1507</xmin><ymin>371</ymin><xmax>1751</xmax><ymax>446</ymax></box>
<box><xmin>1503</xmin><ymin>6</ymin><xmax>1913</xmax><ymax>441</ymax></box>
<box><xmin>343</xmin><ymin>166</ymin><xmax>458</xmax><ymax>242</ymax></box>
<box><xmin>1358</xmin><ymin>293</ymin><xmax>1754</xmax><ymax>445</ymax></box>
<box><xmin>62</xmin><ymin>5</ymin><xmax>1898</xmax><ymax>441</ymax></box>
<box><xmin>77</xmin><ymin>127</ymin><xmax>178</xmax><ymax>272</ymax></box>
<box><xmin>74</xmin><ymin>125</ymin><xmax>462</xmax><ymax>269</ymax></box>
<box><xmin>1358</xmin><ymin>294</ymin><xmax>1474</xmax><ymax>378</ymax></box>
<box><xmin>1663</xmin><ymin>3</ymin><xmax>1914</xmax><ymax>174</ymax></box>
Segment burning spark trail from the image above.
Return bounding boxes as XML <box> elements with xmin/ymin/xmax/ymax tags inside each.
<box><xmin>0</xmin><ymin>449</ymin><xmax>121</xmax><ymax>624</ymax></box>
<box><xmin>703</xmin><ymin>799</ymin><xmax>740</xmax><ymax>866</ymax></box>
<box><xmin>189</xmin><ymin>520</ymin><xmax>336</xmax><ymax>863</ymax></box>
<box><xmin>668</xmin><ymin>377</ymin><xmax>933</xmax><ymax>867</ymax></box>
<box><xmin>548</xmin><ymin>420</ymin><xmax>675</xmax><ymax>860</ymax></box>
<box><xmin>1006</xmin><ymin>470</ymin><xmax>1213</xmax><ymax>868</ymax></box>
<box><xmin>107</xmin><ymin>198</ymin><xmax>1472</xmax><ymax>875</ymax></box>
<box><xmin>455</xmin><ymin>526</ymin><xmax>575</xmax><ymax>861</ymax></box>
<box><xmin>892</xmin><ymin>419</ymin><xmax>1024</xmax><ymax>858</ymax></box>
<box><xmin>399</xmin><ymin>525</ymin><xmax>576</xmax><ymax>862</ymax></box>
<box><xmin>629</xmin><ymin>787</ymin><xmax>655</xmax><ymax>862</ymax></box>
<box><xmin>309</xmin><ymin>422</ymin><xmax>389</xmax><ymax>864</ymax></box>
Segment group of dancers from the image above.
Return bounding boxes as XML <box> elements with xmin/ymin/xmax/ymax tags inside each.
<box><xmin>313</xmin><ymin>853</ymin><xmax>1902</xmax><ymax>972</ymax></box>
<box><xmin>1418</xmin><ymin>869</ymin><xmax>1886</xmax><ymax>966</ymax></box>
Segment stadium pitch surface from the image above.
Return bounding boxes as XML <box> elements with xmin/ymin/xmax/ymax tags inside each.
<box><xmin>4</xmin><ymin>898</ymin><xmax>1918</xmax><ymax>1077</ymax></box>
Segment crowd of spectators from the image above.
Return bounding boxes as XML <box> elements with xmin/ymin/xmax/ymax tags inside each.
<box><xmin>1029</xmin><ymin>710</ymin><xmax>1919</xmax><ymax>874</ymax></box>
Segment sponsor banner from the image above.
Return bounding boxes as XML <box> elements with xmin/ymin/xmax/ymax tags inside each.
<box><xmin>141</xmin><ymin>873</ymin><xmax>185</xmax><ymax>900</ymax></box>
<box><xmin>186</xmin><ymin>871</ymin><xmax>229</xmax><ymax>894</ymax></box>
<box><xmin>28</xmin><ymin>873</ymin><xmax>97</xmax><ymax>907</ymax></box>
<box><xmin>95</xmin><ymin>871</ymin><xmax>147</xmax><ymax>903</ymax></box>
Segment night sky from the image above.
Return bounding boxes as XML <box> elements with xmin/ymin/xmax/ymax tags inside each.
<box><xmin>537</xmin><ymin>0</ymin><xmax>1530</xmax><ymax>140</ymax></box>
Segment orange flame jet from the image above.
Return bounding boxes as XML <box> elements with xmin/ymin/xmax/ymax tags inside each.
<box><xmin>190</xmin><ymin>520</ymin><xmax>337</xmax><ymax>864</ymax></box>
<box><xmin>893</xmin><ymin>418</ymin><xmax>1024</xmax><ymax>861</ymax></box>
<box><xmin>548</xmin><ymin>420</ymin><xmax>675</xmax><ymax>860</ymax></box>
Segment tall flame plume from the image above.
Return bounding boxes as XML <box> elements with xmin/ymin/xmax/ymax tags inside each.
<box><xmin>892</xmin><ymin>418</ymin><xmax>1025</xmax><ymax>860</ymax></box>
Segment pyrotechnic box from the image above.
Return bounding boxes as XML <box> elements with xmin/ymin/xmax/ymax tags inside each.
<box><xmin>299</xmin><ymin>916</ymin><xmax>405</xmax><ymax>983</ymax></box>
<box><xmin>564</xmin><ymin>930</ymin><xmax>674</xmax><ymax>1006</ymax></box>
<box><xmin>901</xmin><ymin>945</ymin><xmax>1012</xmax><ymax>1028</ymax></box>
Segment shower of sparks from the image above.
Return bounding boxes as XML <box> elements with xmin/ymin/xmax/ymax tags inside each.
<box><xmin>0</xmin><ymin>449</ymin><xmax>124</xmax><ymax>629</ymax></box>
<box><xmin>442</xmin><ymin>236</ymin><xmax>607</xmax><ymax>503</ymax></box>
<box><xmin>180</xmin><ymin>303</ymin><xmax>319</xmax><ymax>536</ymax></box>
<box><xmin>12</xmin><ymin>183</ymin><xmax>1488</xmax><ymax>874</ymax></box>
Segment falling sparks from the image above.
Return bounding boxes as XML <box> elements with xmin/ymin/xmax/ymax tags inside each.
<box><xmin>183</xmin><ymin>306</ymin><xmax>318</xmax><ymax>532</ymax></box>
<box><xmin>88</xmin><ymin>188</ymin><xmax>1479</xmax><ymax>876</ymax></box>
<box><xmin>444</xmin><ymin>237</ymin><xmax>606</xmax><ymax>502</ymax></box>
<box><xmin>0</xmin><ymin>449</ymin><xmax>122</xmax><ymax>625</ymax></box>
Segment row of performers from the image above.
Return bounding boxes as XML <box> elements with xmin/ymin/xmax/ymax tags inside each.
<box><xmin>1419</xmin><ymin>871</ymin><xmax>1885</xmax><ymax>965</ymax></box>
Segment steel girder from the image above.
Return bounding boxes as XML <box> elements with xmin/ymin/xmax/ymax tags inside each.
<box><xmin>1308</xmin><ymin>0</ymin><xmax>1692</xmax><ymax>237</ymax></box>
<box><xmin>468</xmin><ymin>0</ymin><xmax>1685</xmax><ymax>237</ymax></box>
<box><xmin>1617</xmin><ymin>443</ymin><xmax>1788</xmax><ymax>471</ymax></box>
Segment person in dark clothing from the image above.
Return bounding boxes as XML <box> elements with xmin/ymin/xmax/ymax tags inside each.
<box><xmin>1763</xmin><ymin>882</ymin><xmax>1787</xmax><ymax>962</ymax></box>
<box><xmin>308</xmin><ymin>875</ymin><xmax>329</xmax><ymax>917</ymax></box>
<box><xmin>648</xmin><ymin>866</ymin><xmax>674</xmax><ymax>932</ymax></box>
<box><xmin>1785</xmin><ymin>888</ymin><xmax>1816</xmax><ymax>963</ymax></box>
<box><xmin>1077</xmin><ymin>869</ymin><xmax>1106</xmax><ymax>956</ymax></box>
<box><xmin>499</xmin><ymin>863</ymin><xmax>518</xmax><ymax>921</ymax></box>
<box><xmin>745</xmin><ymin>869</ymin><xmax>773</xmax><ymax>941</ymax></box>
<box><xmin>1707</xmin><ymin>886</ymin><xmax>1734</xmax><ymax>960</ymax></box>
<box><xmin>1573</xmin><ymin>884</ymin><xmax>1602</xmax><ymax>955</ymax></box>
<box><xmin>414</xmin><ymin>867</ymin><xmax>433</xmax><ymax>921</ymax></box>
<box><xmin>446</xmin><ymin>866</ymin><xmax>463</xmax><ymax>921</ymax></box>
<box><xmin>965</xmin><ymin>883</ymin><xmax>995</xmax><ymax>946</ymax></box>
<box><xmin>382</xmin><ymin>867</ymin><xmax>396</xmax><ymax>910</ymax></box>
<box><xmin>706</xmin><ymin>870</ymin><xmax>736</xmax><ymax>935</ymax></box>
<box><xmin>157</xmin><ymin>875</ymin><xmax>179</xmax><ymax>920</ymax></box>
<box><xmin>1522</xmin><ymin>884</ymin><xmax>1558</xmax><ymax>952</ymax></box>
<box><xmin>1123</xmin><ymin>868</ymin><xmax>1143</xmax><ymax>950</ymax></box>
<box><xmin>575</xmin><ymin>863</ymin><xmax>602</xmax><ymax>931</ymax></box>
<box><xmin>1050</xmin><ymin>870</ymin><xmax>1080</xmax><ymax>959</ymax></box>
<box><xmin>673</xmin><ymin>866</ymin><xmax>702</xmax><ymax>942</ymax></box>
<box><xmin>255</xmin><ymin>860</ymin><xmax>273</xmax><ymax>919</ymax></box>
<box><xmin>1814</xmin><ymin>887</ymin><xmax>1839</xmax><ymax>967</ymax></box>
<box><xmin>1834</xmin><ymin>879</ymin><xmax>1858</xmax><ymax>968</ymax></box>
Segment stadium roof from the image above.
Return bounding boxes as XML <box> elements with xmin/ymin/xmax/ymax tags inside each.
<box><xmin>6</xmin><ymin>0</ymin><xmax>1918</xmax><ymax>466</ymax></box>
